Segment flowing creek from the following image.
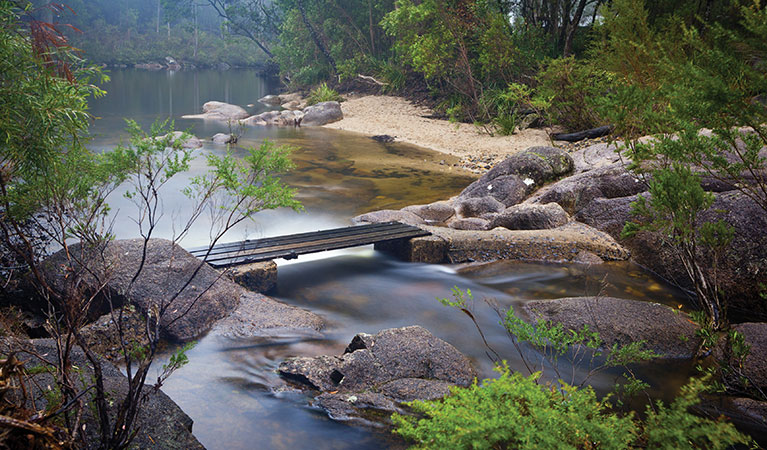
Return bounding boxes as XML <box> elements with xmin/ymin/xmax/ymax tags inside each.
<box><xmin>89</xmin><ymin>69</ymin><xmax>693</xmax><ymax>449</ymax></box>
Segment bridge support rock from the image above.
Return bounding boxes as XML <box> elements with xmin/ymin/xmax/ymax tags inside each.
<box><xmin>226</xmin><ymin>260</ymin><xmax>278</xmax><ymax>293</ymax></box>
<box><xmin>375</xmin><ymin>235</ymin><xmax>448</xmax><ymax>263</ymax></box>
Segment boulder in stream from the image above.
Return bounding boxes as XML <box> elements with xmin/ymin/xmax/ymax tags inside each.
<box><xmin>278</xmin><ymin>326</ymin><xmax>475</xmax><ymax>425</ymax></box>
<box><xmin>41</xmin><ymin>238</ymin><xmax>325</xmax><ymax>342</ymax></box>
<box><xmin>302</xmin><ymin>101</ymin><xmax>343</xmax><ymax>126</ymax></box>
<box><xmin>182</xmin><ymin>101</ymin><xmax>249</xmax><ymax>121</ymax></box>
<box><xmin>523</xmin><ymin>296</ymin><xmax>701</xmax><ymax>358</ymax></box>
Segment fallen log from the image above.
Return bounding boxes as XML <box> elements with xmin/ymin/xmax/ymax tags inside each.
<box><xmin>552</xmin><ymin>125</ymin><xmax>612</xmax><ymax>142</ymax></box>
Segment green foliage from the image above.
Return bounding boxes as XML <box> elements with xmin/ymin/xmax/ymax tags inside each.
<box><xmin>535</xmin><ymin>57</ymin><xmax>613</xmax><ymax>131</ymax></box>
<box><xmin>641</xmin><ymin>376</ymin><xmax>754</xmax><ymax>449</ymax></box>
<box><xmin>383</xmin><ymin>0</ymin><xmax>551</xmax><ymax>123</ymax></box>
<box><xmin>396</xmin><ymin>288</ymin><xmax>754</xmax><ymax>449</ymax></box>
<box><xmin>306</xmin><ymin>82</ymin><xmax>344</xmax><ymax>105</ymax></box>
<box><xmin>601</xmin><ymin>0</ymin><xmax>767</xmax><ymax>329</ymax></box>
<box><xmin>273</xmin><ymin>0</ymin><xmax>396</xmax><ymax>87</ymax></box>
<box><xmin>393</xmin><ymin>365</ymin><xmax>637</xmax><ymax>450</ymax></box>
<box><xmin>185</xmin><ymin>139</ymin><xmax>302</xmax><ymax>226</ymax></box>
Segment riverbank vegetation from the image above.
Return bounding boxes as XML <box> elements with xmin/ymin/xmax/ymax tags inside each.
<box><xmin>209</xmin><ymin>0</ymin><xmax>767</xmax><ymax>325</ymax></box>
<box><xmin>1</xmin><ymin>2</ymin><xmax>300</xmax><ymax>447</ymax></box>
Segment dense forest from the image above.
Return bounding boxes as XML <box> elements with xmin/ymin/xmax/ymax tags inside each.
<box><xmin>26</xmin><ymin>0</ymin><xmax>270</xmax><ymax>67</ymax></box>
<box><xmin>34</xmin><ymin>0</ymin><xmax>761</xmax><ymax>136</ymax></box>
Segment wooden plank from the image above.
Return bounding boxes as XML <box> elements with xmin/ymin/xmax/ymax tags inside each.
<box><xmin>204</xmin><ymin>228</ymin><xmax>428</xmax><ymax>267</ymax></box>
<box><xmin>209</xmin><ymin>229</ymin><xmax>428</xmax><ymax>267</ymax></box>
<box><xmin>188</xmin><ymin>222</ymin><xmax>430</xmax><ymax>267</ymax></box>
<box><xmin>187</xmin><ymin>222</ymin><xmax>412</xmax><ymax>257</ymax></box>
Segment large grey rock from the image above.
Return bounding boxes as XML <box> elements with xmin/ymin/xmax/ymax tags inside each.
<box><xmin>302</xmin><ymin>101</ymin><xmax>343</xmax><ymax>126</ymax></box>
<box><xmin>449</xmin><ymin>217</ymin><xmax>490</xmax><ymax>231</ymax></box>
<box><xmin>279</xmin><ymin>326</ymin><xmax>475</xmax><ymax>425</ymax></box>
<box><xmin>484</xmin><ymin>146</ymin><xmax>574</xmax><ymax>187</ymax></box>
<box><xmin>211</xmin><ymin>291</ymin><xmax>324</xmax><ymax>339</ymax></box>
<box><xmin>490</xmin><ymin>203</ymin><xmax>569</xmax><ymax>230</ymax></box>
<box><xmin>160</xmin><ymin>131</ymin><xmax>203</xmax><ymax>149</ymax></box>
<box><xmin>455</xmin><ymin>196</ymin><xmax>505</xmax><ymax>218</ymax></box>
<box><xmin>243</xmin><ymin>109</ymin><xmax>303</xmax><ymax>127</ymax></box>
<box><xmin>42</xmin><ymin>239</ymin><xmax>325</xmax><ymax>342</ymax></box>
<box><xmin>460</xmin><ymin>174</ymin><xmax>530</xmax><ymax>207</ymax></box>
<box><xmin>403</xmin><ymin>201</ymin><xmax>455</xmax><ymax>223</ymax></box>
<box><xmin>211</xmin><ymin>133</ymin><xmax>235</xmax><ymax>144</ymax></box>
<box><xmin>577</xmin><ymin>191</ymin><xmax>767</xmax><ymax>318</ymax></box>
<box><xmin>527</xmin><ymin>163</ymin><xmax>647</xmax><ymax>214</ymax></box>
<box><xmin>424</xmin><ymin>222</ymin><xmax>629</xmax><ymax>263</ymax></box>
<box><xmin>258</xmin><ymin>94</ymin><xmax>282</xmax><ymax>105</ymax></box>
<box><xmin>352</xmin><ymin>209</ymin><xmax>426</xmax><ymax>226</ymax></box>
<box><xmin>570</xmin><ymin>142</ymin><xmax>624</xmax><ymax>173</ymax></box>
<box><xmin>523</xmin><ymin>297</ymin><xmax>701</xmax><ymax>358</ymax></box>
<box><xmin>182</xmin><ymin>101</ymin><xmax>249</xmax><ymax>121</ymax></box>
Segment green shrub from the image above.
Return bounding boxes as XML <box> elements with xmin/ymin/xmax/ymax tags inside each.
<box><xmin>306</xmin><ymin>82</ymin><xmax>344</xmax><ymax>106</ymax></box>
<box><xmin>535</xmin><ymin>57</ymin><xmax>613</xmax><ymax>131</ymax></box>
<box><xmin>403</xmin><ymin>288</ymin><xmax>757</xmax><ymax>449</ymax></box>
<box><xmin>393</xmin><ymin>365</ymin><xmax>637</xmax><ymax>450</ymax></box>
<box><xmin>393</xmin><ymin>368</ymin><xmax>753</xmax><ymax>450</ymax></box>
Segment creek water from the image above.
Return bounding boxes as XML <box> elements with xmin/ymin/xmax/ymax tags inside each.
<box><xmin>89</xmin><ymin>69</ymin><xmax>693</xmax><ymax>449</ymax></box>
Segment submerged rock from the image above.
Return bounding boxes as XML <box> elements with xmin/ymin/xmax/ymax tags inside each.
<box><xmin>523</xmin><ymin>296</ymin><xmax>701</xmax><ymax>358</ymax></box>
<box><xmin>211</xmin><ymin>291</ymin><xmax>324</xmax><ymax>339</ymax></box>
<box><xmin>279</xmin><ymin>326</ymin><xmax>475</xmax><ymax>425</ymax></box>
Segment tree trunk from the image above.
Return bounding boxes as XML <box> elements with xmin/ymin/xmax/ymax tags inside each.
<box><xmin>563</xmin><ymin>0</ymin><xmax>589</xmax><ymax>57</ymax></box>
<box><xmin>193</xmin><ymin>3</ymin><xmax>198</xmax><ymax>59</ymax></box>
<box><xmin>368</xmin><ymin>0</ymin><xmax>376</xmax><ymax>56</ymax></box>
<box><xmin>296</xmin><ymin>0</ymin><xmax>337</xmax><ymax>72</ymax></box>
<box><xmin>156</xmin><ymin>0</ymin><xmax>160</xmax><ymax>34</ymax></box>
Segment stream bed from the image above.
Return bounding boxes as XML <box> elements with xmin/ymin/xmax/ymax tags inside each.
<box><xmin>89</xmin><ymin>69</ymin><xmax>693</xmax><ymax>449</ymax></box>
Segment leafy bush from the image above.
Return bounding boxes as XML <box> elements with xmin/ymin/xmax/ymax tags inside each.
<box><xmin>306</xmin><ymin>82</ymin><xmax>344</xmax><ymax>105</ymax></box>
<box><xmin>394</xmin><ymin>288</ymin><xmax>755</xmax><ymax>449</ymax></box>
<box><xmin>393</xmin><ymin>365</ymin><xmax>636</xmax><ymax>450</ymax></box>
<box><xmin>535</xmin><ymin>57</ymin><xmax>613</xmax><ymax>131</ymax></box>
<box><xmin>394</xmin><ymin>367</ymin><xmax>753</xmax><ymax>450</ymax></box>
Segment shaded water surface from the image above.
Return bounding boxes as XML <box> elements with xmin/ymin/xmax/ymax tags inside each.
<box><xmin>90</xmin><ymin>70</ymin><xmax>692</xmax><ymax>449</ymax></box>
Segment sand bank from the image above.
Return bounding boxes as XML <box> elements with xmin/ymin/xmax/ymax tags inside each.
<box><xmin>324</xmin><ymin>95</ymin><xmax>555</xmax><ymax>170</ymax></box>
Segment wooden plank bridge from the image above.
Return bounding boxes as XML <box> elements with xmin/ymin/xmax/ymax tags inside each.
<box><xmin>187</xmin><ymin>221</ymin><xmax>430</xmax><ymax>268</ymax></box>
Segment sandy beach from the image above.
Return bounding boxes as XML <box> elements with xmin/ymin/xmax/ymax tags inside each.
<box><xmin>324</xmin><ymin>95</ymin><xmax>555</xmax><ymax>171</ymax></box>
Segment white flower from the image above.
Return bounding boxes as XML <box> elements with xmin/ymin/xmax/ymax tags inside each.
<box><xmin>486</xmin><ymin>184</ymin><xmax>493</xmax><ymax>191</ymax></box>
<box><xmin>523</xmin><ymin>178</ymin><xmax>535</xmax><ymax>186</ymax></box>
<box><xmin>346</xmin><ymin>395</ymin><xmax>358</xmax><ymax>403</ymax></box>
